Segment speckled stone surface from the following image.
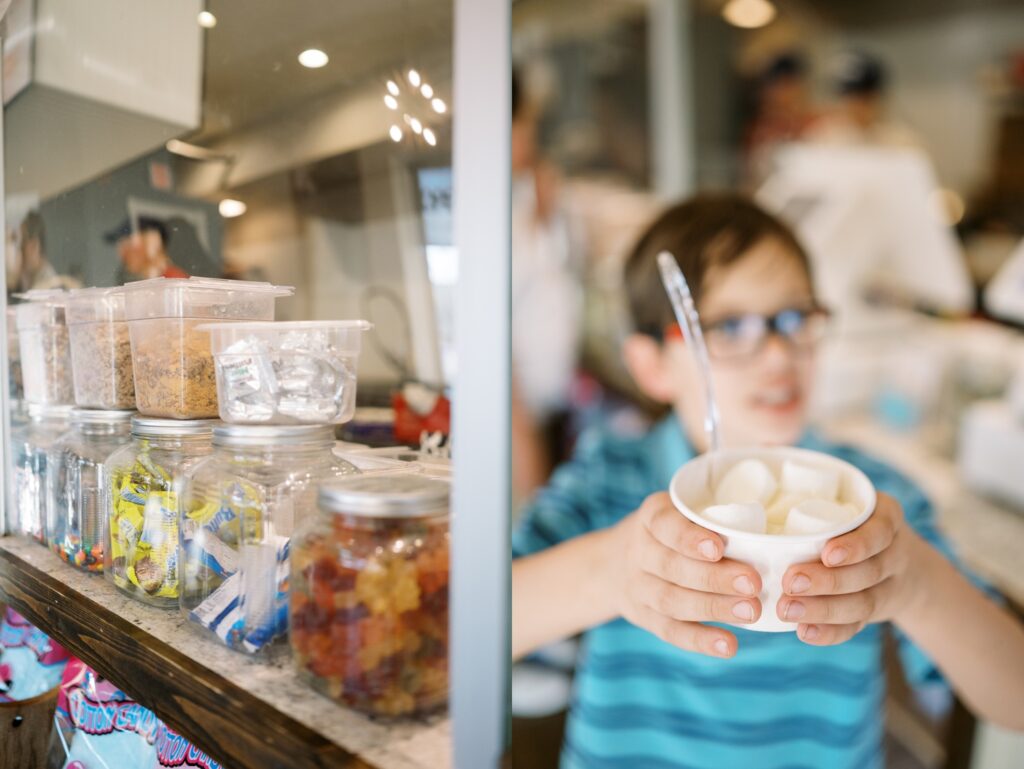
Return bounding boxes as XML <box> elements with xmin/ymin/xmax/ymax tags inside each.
<box><xmin>0</xmin><ymin>536</ymin><xmax>451</xmax><ymax>769</ymax></box>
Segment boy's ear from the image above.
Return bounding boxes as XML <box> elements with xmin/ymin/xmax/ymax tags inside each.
<box><xmin>622</xmin><ymin>333</ymin><xmax>677</xmax><ymax>404</ymax></box>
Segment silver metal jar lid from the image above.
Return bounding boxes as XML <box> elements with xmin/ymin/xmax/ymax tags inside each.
<box><xmin>318</xmin><ymin>474</ymin><xmax>450</xmax><ymax>517</ymax></box>
<box><xmin>213</xmin><ymin>424</ymin><xmax>335</xmax><ymax>448</ymax></box>
<box><xmin>131</xmin><ymin>416</ymin><xmax>217</xmax><ymax>437</ymax></box>
<box><xmin>27</xmin><ymin>403</ymin><xmax>73</xmax><ymax>420</ymax></box>
<box><xmin>70</xmin><ymin>407</ymin><xmax>135</xmax><ymax>425</ymax></box>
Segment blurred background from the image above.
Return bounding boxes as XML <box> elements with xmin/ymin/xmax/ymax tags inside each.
<box><xmin>508</xmin><ymin>1</ymin><xmax>1024</xmax><ymax>768</ymax></box>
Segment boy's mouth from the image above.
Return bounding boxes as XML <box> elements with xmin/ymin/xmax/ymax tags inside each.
<box><xmin>751</xmin><ymin>385</ymin><xmax>802</xmax><ymax>414</ymax></box>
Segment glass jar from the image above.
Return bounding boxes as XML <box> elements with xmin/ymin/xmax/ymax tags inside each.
<box><xmin>104</xmin><ymin>417</ymin><xmax>214</xmax><ymax>607</ymax></box>
<box><xmin>12</xmin><ymin>403</ymin><xmax>71</xmax><ymax>545</ymax></box>
<box><xmin>180</xmin><ymin>424</ymin><xmax>359</xmax><ymax>654</ymax></box>
<box><xmin>290</xmin><ymin>475</ymin><xmax>450</xmax><ymax>718</ymax></box>
<box><xmin>47</xmin><ymin>408</ymin><xmax>133</xmax><ymax>572</ymax></box>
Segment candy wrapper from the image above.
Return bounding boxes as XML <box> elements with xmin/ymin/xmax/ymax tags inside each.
<box><xmin>0</xmin><ymin>608</ymin><xmax>70</xmax><ymax>702</ymax></box>
<box><xmin>152</xmin><ymin>722</ymin><xmax>224</xmax><ymax>769</ymax></box>
<box><xmin>213</xmin><ymin>330</ymin><xmax>357</xmax><ymax>424</ymax></box>
<box><xmin>52</xmin><ymin>659</ymin><xmax>159</xmax><ymax>769</ymax></box>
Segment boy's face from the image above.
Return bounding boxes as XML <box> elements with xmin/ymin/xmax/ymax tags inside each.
<box><xmin>627</xmin><ymin>238</ymin><xmax>818</xmax><ymax>450</ymax></box>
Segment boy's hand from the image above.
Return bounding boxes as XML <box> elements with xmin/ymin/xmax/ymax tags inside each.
<box><xmin>607</xmin><ymin>492</ymin><xmax>764</xmax><ymax>659</ymax></box>
<box><xmin>778</xmin><ymin>492</ymin><xmax>927</xmax><ymax>645</ymax></box>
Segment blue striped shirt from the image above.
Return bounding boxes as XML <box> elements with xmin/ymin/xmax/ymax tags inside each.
<box><xmin>513</xmin><ymin>416</ymin><xmax>967</xmax><ymax>769</ymax></box>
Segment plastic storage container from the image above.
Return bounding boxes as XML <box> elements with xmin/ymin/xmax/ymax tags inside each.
<box><xmin>66</xmin><ymin>287</ymin><xmax>136</xmax><ymax>409</ymax></box>
<box><xmin>122</xmin><ymin>278</ymin><xmax>293</xmax><ymax>419</ymax></box>
<box><xmin>104</xmin><ymin>417</ymin><xmax>214</xmax><ymax>607</ymax></box>
<box><xmin>47</xmin><ymin>409</ymin><xmax>133</xmax><ymax>573</ymax></box>
<box><xmin>180</xmin><ymin>425</ymin><xmax>359</xmax><ymax>654</ymax></box>
<box><xmin>290</xmin><ymin>475</ymin><xmax>450</xmax><ymax>717</ymax></box>
<box><xmin>202</xmin><ymin>320</ymin><xmax>372</xmax><ymax>425</ymax></box>
<box><xmin>7</xmin><ymin>306</ymin><xmax>23</xmax><ymax>401</ymax></box>
<box><xmin>15</xmin><ymin>290</ymin><xmax>74</xmax><ymax>405</ymax></box>
<box><xmin>12</xmin><ymin>404</ymin><xmax>71</xmax><ymax>545</ymax></box>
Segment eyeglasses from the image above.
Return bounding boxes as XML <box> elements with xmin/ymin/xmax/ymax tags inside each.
<box><xmin>666</xmin><ymin>305</ymin><xmax>831</xmax><ymax>360</ymax></box>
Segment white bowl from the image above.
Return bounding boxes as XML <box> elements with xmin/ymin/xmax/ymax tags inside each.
<box><xmin>668</xmin><ymin>446</ymin><xmax>876</xmax><ymax>632</ymax></box>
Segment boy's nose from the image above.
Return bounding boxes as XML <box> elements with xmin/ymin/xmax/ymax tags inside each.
<box><xmin>759</xmin><ymin>332</ymin><xmax>796</xmax><ymax>367</ymax></box>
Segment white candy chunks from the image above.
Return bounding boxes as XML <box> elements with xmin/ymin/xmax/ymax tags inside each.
<box><xmin>782</xmin><ymin>499</ymin><xmax>853</xmax><ymax>536</ymax></box>
<box><xmin>700</xmin><ymin>503</ymin><xmax>768</xmax><ymax>535</ymax></box>
<box><xmin>714</xmin><ymin>459</ymin><xmax>778</xmax><ymax>507</ymax></box>
<box><xmin>780</xmin><ymin>460</ymin><xmax>840</xmax><ymax>501</ymax></box>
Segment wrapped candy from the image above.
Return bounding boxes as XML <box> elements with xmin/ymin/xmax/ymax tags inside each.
<box><xmin>0</xmin><ymin>609</ymin><xmax>70</xmax><ymax>702</ymax></box>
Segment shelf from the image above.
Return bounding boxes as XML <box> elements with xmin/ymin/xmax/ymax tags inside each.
<box><xmin>0</xmin><ymin>537</ymin><xmax>450</xmax><ymax>769</ymax></box>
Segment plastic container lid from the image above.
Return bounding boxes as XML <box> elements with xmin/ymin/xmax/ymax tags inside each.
<box><xmin>130</xmin><ymin>416</ymin><xmax>217</xmax><ymax>438</ymax></box>
<box><xmin>122</xmin><ymin>277</ymin><xmax>294</xmax><ymax>321</ymax></box>
<box><xmin>70</xmin><ymin>407</ymin><xmax>135</xmax><ymax>425</ymax></box>
<box><xmin>65</xmin><ymin>286</ymin><xmax>127</xmax><ymax>325</ymax></box>
<box><xmin>27</xmin><ymin>403</ymin><xmax>73</xmax><ymax>420</ymax></box>
<box><xmin>213</xmin><ymin>424</ymin><xmax>336</xmax><ymax>448</ymax></box>
<box><xmin>319</xmin><ymin>475</ymin><xmax>449</xmax><ymax>517</ymax></box>
<box><xmin>14</xmin><ymin>289</ymin><xmax>68</xmax><ymax>328</ymax></box>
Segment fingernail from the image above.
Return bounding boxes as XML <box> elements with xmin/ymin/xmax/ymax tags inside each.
<box><xmin>713</xmin><ymin>639</ymin><xmax>730</xmax><ymax>656</ymax></box>
<box><xmin>788</xmin><ymin>574</ymin><xmax>811</xmax><ymax>594</ymax></box>
<box><xmin>732</xmin><ymin>601</ymin><xmax>755</xmax><ymax>621</ymax></box>
<box><xmin>733</xmin><ymin>575</ymin><xmax>756</xmax><ymax>596</ymax></box>
<box><xmin>826</xmin><ymin>547</ymin><xmax>848</xmax><ymax>566</ymax></box>
<box><xmin>698</xmin><ymin>540</ymin><xmax>718</xmax><ymax>560</ymax></box>
<box><xmin>784</xmin><ymin>601</ymin><xmax>805</xmax><ymax>621</ymax></box>
<box><xmin>802</xmin><ymin>624</ymin><xmax>820</xmax><ymax>641</ymax></box>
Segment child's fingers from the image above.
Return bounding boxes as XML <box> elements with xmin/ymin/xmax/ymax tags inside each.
<box><xmin>777</xmin><ymin>581</ymin><xmax>890</xmax><ymax>626</ymax></box>
<box><xmin>795</xmin><ymin>622</ymin><xmax>863</xmax><ymax>646</ymax></box>
<box><xmin>782</xmin><ymin>551</ymin><xmax>897</xmax><ymax>597</ymax></box>
<box><xmin>821</xmin><ymin>493</ymin><xmax>903</xmax><ymax>568</ymax></box>
<box><xmin>631</xmin><ymin>604</ymin><xmax>738</xmax><ymax>658</ymax></box>
<box><xmin>635</xmin><ymin>573</ymin><xmax>762</xmax><ymax>626</ymax></box>
<box><xmin>640</xmin><ymin>493</ymin><xmax>725</xmax><ymax>562</ymax></box>
<box><xmin>642</xmin><ymin>537</ymin><xmax>762</xmax><ymax>597</ymax></box>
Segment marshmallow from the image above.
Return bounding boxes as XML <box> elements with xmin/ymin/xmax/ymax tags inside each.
<box><xmin>766</xmin><ymin>493</ymin><xmax>803</xmax><ymax>527</ymax></box>
<box><xmin>714</xmin><ymin>460</ymin><xmax>778</xmax><ymax>507</ymax></box>
<box><xmin>780</xmin><ymin>460</ymin><xmax>840</xmax><ymax>501</ymax></box>
<box><xmin>782</xmin><ymin>499</ymin><xmax>857</xmax><ymax>536</ymax></box>
<box><xmin>700</xmin><ymin>502</ymin><xmax>767</xmax><ymax>534</ymax></box>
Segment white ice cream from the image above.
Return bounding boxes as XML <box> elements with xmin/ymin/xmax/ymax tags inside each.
<box><xmin>714</xmin><ymin>459</ymin><xmax>778</xmax><ymax>507</ymax></box>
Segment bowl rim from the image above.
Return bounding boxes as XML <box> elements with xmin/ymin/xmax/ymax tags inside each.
<box><xmin>668</xmin><ymin>446</ymin><xmax>877</xmax><ymax>544</ymax></box>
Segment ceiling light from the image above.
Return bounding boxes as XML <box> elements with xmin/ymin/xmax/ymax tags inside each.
<box><xmin>410</xmin><ymin>118</ymin><xmax>423</xmax><ymax>134</ymax></box>
<box><xmin>423</xmin><ymin>128</ymin><xmax>437</xmax><ymax>146</ymax></box>
<box><xmin>407</xmin><ymin>69</ymin><xmax>421</xmax><ymax>87</ymax></box>
<box><xmin>420</xmin><ymin>83</ymin><xmax>434</xmax><ymax>99</ymax></box>
<box><xmin>298</xmin><ymin>49</ymin><xmax>329</xmax><ymax>69</ymax></box>
<box><xmin>387</xmin><ymin>80</ymin><xmax>400</xmax><ymax>96</ymax></box>
<box><xmin>197</xmin><ymin>11</ymin><xmax>217</xmax><ymax>28</ymax></box>
<box><xmin>431</xmin><ymin>98</ymin><xmax>447</xmax><ymax>114</ymax></box>
<box><xmin>219</xmin><ymin>199</ymin><xmax>247</xmax><ymax>218</ymax></box>
<box><xmin>389</xmin><ymin>125</ymin><xmax>403</xmax><ymax>142</ymax></box>
<box><xmin>722</xmin><ymin>0</ymin><xmax>776</xmax><ymax>29</ymax></box>
<box><xmin>384</xmin><ymin>94</ymin><xmax>398</xmax><ymax>110</ymax></box>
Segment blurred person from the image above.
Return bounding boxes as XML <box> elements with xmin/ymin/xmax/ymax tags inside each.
<box><xmin>12</xmin><ymin>211</ymin><xmax>80</xmax><ymax>292</ymax></box>
<box><xmin>809</xmin><ymin>51</ymin><xmax>923</xmax><ymax>150</ymax></box>
<box><xmin>512</xmin><ymin>194</ymin><xmax>1024</xmax><ymax>768</ymax></box>
<box><xmin>512</xmin><ymin>69</ymin><xmax>583</xmax><ymax>502</ymax></box>
<box><xmin>106</xmin><ymin>216</ymin><xmax>188</xmax><ymax>280</ymax></box>
<box><xmin>744</xmin><ymin>52</ymin><xmax>819</xmax><ymax>185</ymax></box>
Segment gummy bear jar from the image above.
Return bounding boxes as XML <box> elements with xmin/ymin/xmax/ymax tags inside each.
<box><xmin>290</xmin><ymin>475</ymin><xmax>450</xmax><ymax>718</ymax></box>
<box><xmin>48</xmin><ymin>408</ymin><xmax>133</xmax><ymax>572</ymax></box>
<box><xmin>104</xmin><ymin>417</ymin><xmax>214</xmax><ymax>607</ymax></box>
<box><xmin>13</xmin><ymin>403</ymin><xmax>71</xmax><ymax>545</ymax></box>
<box><xmin>180</xmin><ymin>424</ymin><xmax>359</xmax><ymax>654</ymax></box>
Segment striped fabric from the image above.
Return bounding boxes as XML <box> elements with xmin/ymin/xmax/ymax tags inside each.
<box><xmin>513</xmin><ymin>416</ymin><xmax>966</xmax><ymax>769</ymax></box>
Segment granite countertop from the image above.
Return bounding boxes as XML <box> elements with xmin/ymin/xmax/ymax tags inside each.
<box><xmin>0</xmin><ymin>536</ymin><xmax>451</xmax><ymax>769</ymax></box>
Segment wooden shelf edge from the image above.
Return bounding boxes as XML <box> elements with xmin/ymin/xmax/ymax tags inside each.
<box><xmin>0</xmin><ymin>546</ymin><xmax>377</xmax><ymax>769</ymax></box>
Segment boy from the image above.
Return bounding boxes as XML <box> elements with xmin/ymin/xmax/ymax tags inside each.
<box><xmin>512</xmin><ymin>195</ymin><xmax>1024</xmax><ymax>768</ymax></box>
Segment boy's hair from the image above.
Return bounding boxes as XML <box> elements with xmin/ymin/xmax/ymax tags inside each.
<box><xmin>624</xmin><ymin>194</ymin><xmax>813</xmax><ymax>340</ymax></box>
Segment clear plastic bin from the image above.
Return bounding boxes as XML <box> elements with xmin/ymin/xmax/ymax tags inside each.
<box><xmin>7</xmin><ymin>306</ymin><xmax>23</xmax><ymax>401</ymax></box>
<box><xmin>66</xmin><ymin>286</ymin><xmax>136</xmax><ymax>409</ymax></box>
<box><xmin>122</xmin><ymin>278</ymin><xmax>293</xmax><ymax>419</ymax></box>
<box><xmin>202</xmin><ymin>320</ymin><xmax>371</xmax><ymax>424</ymax></box>
<box><xmin>15</xmin><ymin>290</ymin><xmax>73</xmax><ymax>406</ymax></box>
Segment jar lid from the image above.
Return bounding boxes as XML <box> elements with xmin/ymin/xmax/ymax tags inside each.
<box><xmin>131</xmin><ymin>416</ymin><xmax>217</xmax><ymax>437</ymax></box>
<box><xmin>27</xmin><ymin>403</ymin><xmax>73</xmax><ymax>420</ymax></box>
<box><xmin>213</xmin><ymin>424</ymin><xmax>335</xmax><ymax>448</ymax></box>
<box><xmin>71</xmin><ymin>408</ymin><xmax>135</xmax><ymax>425</ymax></box>
<box><xmin>319</xmin><ymin>475</ymin><xmax>449</xmax><ymax>517</ymax></box>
